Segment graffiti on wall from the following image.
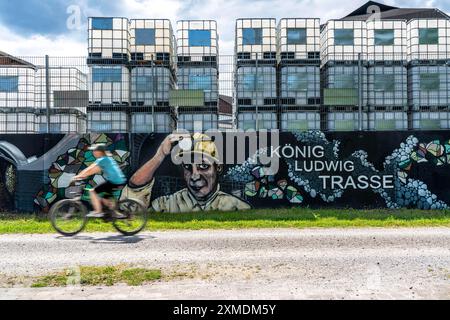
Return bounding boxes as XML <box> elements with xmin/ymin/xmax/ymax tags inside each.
<box><xmin>1</xmin><ymin>130</ymin><xmax>450</xmax><ymax>213</ymax></box>
<box><xmin>225</xmin><ymin>131</ymin><xmax>449</xmax><ymax>210</ymax></box>
<box><xmin>35</xmin><ymin>134</ymin><xmax>130</xmax><ymax>211</ymax></box>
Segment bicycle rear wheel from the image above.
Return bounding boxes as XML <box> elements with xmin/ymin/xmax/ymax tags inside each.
<box><xmin>49</xmin><ymin>199</ymin><xmax>88</xmax><ymax>236</ymax></box>
<box><xmin>113</xmin><ymin>199</ymin><xmax>148</xmax><ymax>236</ymax></box>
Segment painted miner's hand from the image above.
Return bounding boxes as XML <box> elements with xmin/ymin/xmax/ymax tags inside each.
<box><xmin>158</xmin><ymin>133</ymin><xmax>192</xmax><ymax>157</ymax></box>
<box><xmin>130</xmin><ymin>133</ymin><xmax>191</xmax><ymax>187</ymax></box>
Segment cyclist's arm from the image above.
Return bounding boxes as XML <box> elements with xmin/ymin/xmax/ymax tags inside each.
<box><xmin>74</xmin><ymin>164</ymin><xmax>101</xmax><ymax>180</ymax></box>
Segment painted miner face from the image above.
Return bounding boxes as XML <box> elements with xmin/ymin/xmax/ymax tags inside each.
<box><xmin>182</xmin><ymin>157</ymin><xmax>222</xmax><ymax>201</ymax></box>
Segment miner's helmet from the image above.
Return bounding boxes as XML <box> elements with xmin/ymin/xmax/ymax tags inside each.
<box><xmin>175</xmin><ymin>133</ymin><xmax>220</xmax><ymax>164</ymax></box>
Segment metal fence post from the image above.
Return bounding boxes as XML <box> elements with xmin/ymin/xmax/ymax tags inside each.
<box><xmin>358</xmin><ymin>53</ymin><xmax>363</xmax><ymax>131</ymax></box>
<box><xmin>128</xmin><ymin>61</ymin><xmax>132</xmax><ymax>133</ymax></box>
<box><xmin>45</xmin><ymin>55</ymin><xmax>51</xmax><ymax>133</ymax></box>
<box><xmin>255</xmin><ymin>52</ymin><xmax>259</xmax><ymax>131</ymax></box>
<box><xmin>151</xmin><ymin>54</ymin><xmax>155</xmax><ymax>132</ymax></box>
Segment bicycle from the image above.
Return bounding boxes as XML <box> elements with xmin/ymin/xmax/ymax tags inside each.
<box><xmin>49</xmin><ymin>181</ymin><xmax>148</xmax><ymax>237</ymax></box>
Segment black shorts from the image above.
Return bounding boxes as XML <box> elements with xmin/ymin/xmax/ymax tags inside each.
<box><xmin>94</xmin><ymin>181</ymin><xmax>125</xmax><ymax>198</ymax></box>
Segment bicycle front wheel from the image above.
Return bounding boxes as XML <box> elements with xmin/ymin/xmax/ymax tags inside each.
<box><xmin>113</xmin><ymin>199</ymin><xmax>148</xmax><ymax>236</ymax></box>
<box><xmin>49</xmin><ymin>199</ymin><xmax>88</xmax><ymax>236</ymax></box>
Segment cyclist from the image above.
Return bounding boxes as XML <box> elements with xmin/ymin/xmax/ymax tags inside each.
<box><xmin>71</xmin><ymin>144</ymin><xmax>127</xmax><ymax>218</ymax></box>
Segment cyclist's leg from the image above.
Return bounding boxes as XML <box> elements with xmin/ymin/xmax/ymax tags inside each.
<box><xmin>102</xmin><ymin>197</ymin><xmax>115</xmax><ymax>210</ymax></box>
<box><xmin>103</xmin><ymin>183</ymin><xmax>127</xmax><ymax>218</ymax></box>
<box><xmin>89</xmin><ymin>188</ymin><xmax>103</xmax><ymax>214</ymax></box>
<box><xmin>89</xmin><ymin>182</ymin><xmax>114</xmax><ymax>214</ymax></box>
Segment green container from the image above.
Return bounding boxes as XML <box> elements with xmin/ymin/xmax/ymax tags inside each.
<box><xmin>169</xmin><ymin>89</ymin><xmax>204</xmax><ymax>107</ymax></box>
<box><xmin>324</xmin><ymin>88</ymin><xmax>358</xmax><ymax>106</ymax></box>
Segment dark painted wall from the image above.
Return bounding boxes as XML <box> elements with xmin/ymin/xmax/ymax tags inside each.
<box><xmin>0</xmin><ymin>131</ymin><xmax>449</xmax><ymax>213</ymax></box>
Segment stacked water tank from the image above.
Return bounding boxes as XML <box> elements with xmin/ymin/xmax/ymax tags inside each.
<box><xmin>278</xmin><ymin>18</ymin><xmax>321</xmax><ymax>131</ymax></box>
<box><xmin>129</xmin><ymin>19</ymin><xmax>176</xmax><ymax>133</ymax></box>
<box><xmin>235</xmin><ymin>18</ymin><xmax>277</xmax><ymax>130</ymax></box>
<box><xmin>367</xmin><ymin>20</ymin><xmax>408</xmax><ymax>130</ymax></box>
<box><xmin>35</xmin><ymin>67</ymin><xmax>88</xmax><ymax>133</ymax></box>
<box><xmin>321</xmin><ymin>20</ymin><xmax>368</xmax><ymax>131</ymax></box>
<box><xmin>176</xmin><ymin>20</ymin><xmax>219</xmax><ymax>132</ymax></box>
<box><xmin>407</xmin><ymin>19</ymin><xmax>450</xmax><ymax>129</ymax></box>
<box><xmin>0</xmin><ymin>57</ymin><xmax>36</xmax><ymax>133</ymax></box>
<box><xmin>87</xmin><ymin>17</ymin><xmax>130</xmax><ymax>132</ymax></box>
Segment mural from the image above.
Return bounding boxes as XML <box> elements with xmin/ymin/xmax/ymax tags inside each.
<box><xmin>122</xmin><ymin>133</ymin><xmax>251</xmax><ymax>212</ymax></box>
<box><xmin>35</xmin><ymin>133</ymin><xmax>130</xmax><ymax>212</ymax></box>
<box><xmin>225</xmin><ymin>131</ymin><xmax>449</xmax><ymax>210</ymax></box>
<box><xmin>1</xmin><ymin>130</ymin><xmax>450</xmax><ymax>213</ymax></box>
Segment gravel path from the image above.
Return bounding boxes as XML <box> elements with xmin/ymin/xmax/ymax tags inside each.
<box><xmin>0</xmin><ymin>228</ymin><xmax>449</xmax><ymax>300</ymax></box>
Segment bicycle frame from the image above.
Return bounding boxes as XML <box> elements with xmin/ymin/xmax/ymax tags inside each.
<box><xmin>67</xmin><ymin>181</ymin><xmax>118</xmax><ymax>217</ymax></box>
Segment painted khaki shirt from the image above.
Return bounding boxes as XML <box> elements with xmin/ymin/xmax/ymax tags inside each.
<box><xmin>121</xmin><ymin>179</ymin><xmax>251</xmax><ymax>213</ymax></box>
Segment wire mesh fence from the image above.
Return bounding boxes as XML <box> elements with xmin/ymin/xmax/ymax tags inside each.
<box><xmin>1</xmin><ymin>52</ymin><xmax>450</xmax><ymax>133</ymax></box>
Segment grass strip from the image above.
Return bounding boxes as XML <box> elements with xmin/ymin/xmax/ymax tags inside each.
<box><xmin>31</xmin><ymin>265</ymin><xmax>161</xmax><ymax>287</ymax></box>
<box><xmin>0</xmin><ymin>208</ymin><xmax>449</xmax><ymax>234</ymax></box>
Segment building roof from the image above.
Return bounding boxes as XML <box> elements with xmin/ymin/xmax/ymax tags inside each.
<box><xmin>341</xmin><ymin>1</ymin><xmax>450</xmax><ymax>21</ymax></box>
<box><xmin>218</xmin><ymin>95</ymin><xmax>233</xmax><ymax>115</ymax></box>
<box><xmin>0</xmin><ymin>51</ymin><xmax>36</xmax><ymax>69</ymax></box>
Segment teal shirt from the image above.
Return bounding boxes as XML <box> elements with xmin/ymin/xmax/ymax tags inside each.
<box><xmin>94</xmin><ymin>156</ymin><xmax>126</xmax><ymax>185</ymax></box>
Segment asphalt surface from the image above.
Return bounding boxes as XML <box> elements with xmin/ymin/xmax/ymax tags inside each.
<box><xmin>0</xmin><ymin>228</ymin><xmax>449</xmax><ymax>300</ymax></box>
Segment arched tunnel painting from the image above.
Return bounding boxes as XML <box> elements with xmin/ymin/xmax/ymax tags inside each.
<box><xmin>1</xmin><ymin>130</ymin><xmax>450</xmax><ymax>214</ymax></box>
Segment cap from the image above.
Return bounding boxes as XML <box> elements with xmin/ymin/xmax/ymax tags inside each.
<box><xmin>175</xmin><ymin>133</ymin><xmax>220</xmax><ymax>164</ymax></box>
<box><xmin>88</xmin><ymin>144</ymin><xmax>107</xmax><ymax>152</ymax></box>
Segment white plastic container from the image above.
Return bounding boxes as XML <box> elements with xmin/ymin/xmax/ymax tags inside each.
<box><xmin>236</xmin><ymin>18</ymin><xmax>277</xmax><ymax>60</ymax></box>
<box><xmin>177</xmin><ymin>20</ymin><xmax>218</xmax><ymax>60</ymax></box>
<box><xmin>323</xmin><ymin>65</ymin><xmax>368</xmax><ymax>106</ymax></box>
<box><xmin>407</xmin><ymin>19</ymin><xmax>450</xmax><ymax>61</ymax></box>
<box><xmin>237</xmin><ymin>112</ymin><xmax>277</xmax><ymax>130</ymax></box>
<box><xmin>327</xmin><ymin>112</ymin><xmax>368</xmax><ymax>131</ymax></box>
<box><xmin>87</xmin><ymin>111</ymin><xmax>128</xmax><ymax>132</ymax></box>
<box><xmin>236</xmin><ymin>66</ymin><xmax>277</xmax><ymax>107</ymax></box>
<box><xmin>177</xmin><ymin>66</ymin><xmax>218</xmax><ymax>105</ymax></box>
<box><xmin>281</xmin><ymin>111</ymin><xmax>320</xmax><ymax>131</ymax></box>
<box><xmin>321</xmin><ymin>20</ymin><xmax>367</xmax><ymax>65</ymax></box>
<box><xmin>0</xmin><ymin>66</ymin><xmax>35</xmax><ymax>108</ymax></box>
<box><xmin>368</xmin><ymin>111</ymin><xmax>408</xmax><ymax>130</ymax></box>
<box><xmin>36</xmin><ymin>113</ymin><xmax>84</xmax><ymax>133</ymax></box>
<box><xmin>130</xmin><ymin>19</ymin><xmax>174</xmax><ymax>62</ymax></box>
<box><xmin>131</xmin><ymin>112</ymin><xmax>173</xmax><ymax>133</ymax></box>
<box><xmin>412</xmin><ymin>111</ymin><xmax>450</xmax><ymax>129</ymax></box>
<box><xmin>367</xmin><ymin>20</ymin><xmax>407</xmax><ymax>61</ymax></box>
<box><xmin>177</xmin><ymin>112</ymin><xmax>218</xmax><ymax>132</ymax></box>
<box><xmin>131</xmin><ymin>66</ymin><xmax>175</xmax><ymax>106</ymax></box>
<box><xmin>35</xmin><ymin>67</ymin><xmax>87</xmax><ymax>110</ymax></box>
<box><xmin>408</xmin><ymin>65</ymin><xmax>450</xmax><ymax>109</ymax></box>
<box><xmin>280</xmin><ymin>65</ymin><xmax>320</xmax><ymax>106</ymax></box>
<box><xmin>278</xmin><ymin>18</ymin><xmax>320</xmax><ymax>60</ymax></box>
<box><xmin>88</xmin><ymin>17</ymin><xmax>130</xmax><ymax>60</ymax></box>
<box><xmin>367</xmin><ymin>65</ymin><xmax>407</xmax><ymax>107</ymax></box>
<box><xmin>88</xmin><ymin>65</ymin><xmax>130</xmax><ymax>104</ymax></box>
<box><xmin>0</xmin><ymin>112</ymin><xmax>36</xmax><ymax>133</ymax></box>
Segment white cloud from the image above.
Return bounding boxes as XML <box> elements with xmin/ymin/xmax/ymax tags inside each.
<box><xmin>120</xmin><ymin>0</ymin><xmax>182</xmax><ymax>20</ymax></box>
<box><xmin>0</xmin><ymin>24</ymin><xmax>86</xmax><ymax>57</ymax></box>
<box><xmin>1</xmin><ymin>0</ymin><xmax>449</xmax><ymax>57</ymax></box>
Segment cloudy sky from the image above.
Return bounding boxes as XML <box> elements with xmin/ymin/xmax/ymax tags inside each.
<box><xmin>0</xmin><ymin>0</ymin><xmax>449</xmax><ymax>57</ymax></box>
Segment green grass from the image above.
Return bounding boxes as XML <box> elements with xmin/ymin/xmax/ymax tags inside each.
<box><xmin>0</xmin><ymin>208</ymin><xmax>450</xmax><ymax>234</ymax></box>
<box><xmin>31</xmin><ymin>265</ymin><xmax>161</xmax><ymax>287</ymax></box>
